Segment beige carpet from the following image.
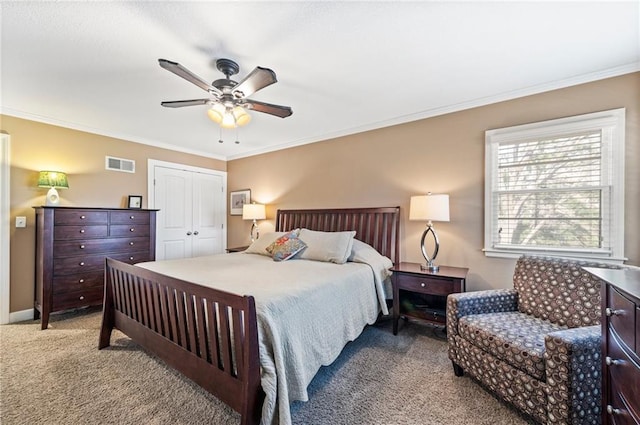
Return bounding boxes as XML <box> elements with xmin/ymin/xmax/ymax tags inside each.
<box><xmin>0</xmin><ymin>307</ymin><xmax>533</xmax><ymax>425</ymax></box>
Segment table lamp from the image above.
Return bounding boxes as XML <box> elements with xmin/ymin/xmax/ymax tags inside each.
<box><xmin>409</xmin><ymin>193</ymin><xmax>450</xmax><ymax>272</ymax></box>
<box><xmin>242</xmin><ymin>203</ymin><xmax>266</xmax><ymax>242</ymax></box>
<box><xmin>38</xmin><ymin>171</ymin><xmax>69</xmax><ymax>206</ymax></box>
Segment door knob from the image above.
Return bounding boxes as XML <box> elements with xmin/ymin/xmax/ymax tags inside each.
<box><xmin>186</xmin><ymin>231</ymin><xmax>192</xmax><ymax>235</ymax></box>
<box><xmin>193</xmin><ymin>231</ymin><xmax>199</xmax><ymax>235</ymax></box>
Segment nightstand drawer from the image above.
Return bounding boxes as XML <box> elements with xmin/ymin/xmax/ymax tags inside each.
<box><xmin>395</xmin><ymin>273</ymin><xmax>455</xmax><ymax>296</ymax></box>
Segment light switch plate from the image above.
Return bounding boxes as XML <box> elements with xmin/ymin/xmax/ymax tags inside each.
<box><xmin>15</xmin><ymin>216</ymin><xmax>26</xmax><ymax>228</ymax></box>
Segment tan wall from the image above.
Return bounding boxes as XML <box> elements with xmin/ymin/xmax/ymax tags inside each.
<box><xmin>227</xmin><ymin>72</ymin><xmax>640</xmax><ymax>292</ymax></box>
<box><xmin>5</xmin><ymin>72</ymin><xmax>639</xmax><ymax>314</ymax></box>
<box><xmin>3</xmin><ymin>115</ymin><xmax>226</xmax><ymax>313</ymax></box>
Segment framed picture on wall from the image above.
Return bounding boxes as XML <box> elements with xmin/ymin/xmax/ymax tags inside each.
<box><xmin>230</xmin><ymin>189</ymin><xmax>250</xmax><ymax>215</ymax></box>
<box><xmin>128</xmin><ymin>195</ymin><xmax>142</xmax><ymax>209</ymax></box>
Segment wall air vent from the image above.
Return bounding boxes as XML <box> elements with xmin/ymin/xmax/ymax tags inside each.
<box><xmin>105</xmin><ymin>156</ymin><xmax>135</xmax><ymax>173</ymax></box>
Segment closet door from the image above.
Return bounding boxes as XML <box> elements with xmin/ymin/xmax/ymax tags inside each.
<box><xmin>191</xmin><ymin>172</ymin><xmax>223</xmax><ymax>257</ymax></box>
<box><xmin>155</xmin><ymin>166</ymin><xmax>194</xmax><ymax>260</ymax></box>
<box><xmin>153</xmin><ymin>166</ymin><xmax>224</xmax><ymax>261</ymax></box>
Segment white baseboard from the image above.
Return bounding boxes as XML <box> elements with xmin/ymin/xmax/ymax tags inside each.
<box><xmin>9</xmin><ymin>308</ymin><xmax>35</xmax><ymax>324</ymax></box>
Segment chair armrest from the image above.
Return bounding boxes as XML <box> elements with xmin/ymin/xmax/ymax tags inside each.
<box><xmin>544</xmin><ymin>325</ymin><xmax>602</xmax><ymax>424</ymax></box>
<box><xmin>446</xmin><ymin>289</ymin><xmax>518</xmax><ymax>337</ymax></box>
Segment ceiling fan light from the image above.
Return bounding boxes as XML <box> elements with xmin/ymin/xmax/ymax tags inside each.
<box><xmin>221</xmin><ymin>111</ymin><xmax>237</xmax><ymax>129</ymax></box>
<box><xmin>207</xmin><ymin>103</ymin><xmax>225</xmax><ymax>124</ymax></box>
<box><xmin>232</xmin><ymin>106</ymin><xmax>251</xmax><ymax>127</ymax></box>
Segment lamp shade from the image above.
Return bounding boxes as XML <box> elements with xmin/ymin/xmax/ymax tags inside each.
<box><xmin>242</xmin><ymin>203</ymin><xmax>266</xmax><ymax>220</ymax></box>
<box><xmin>409</xmin><ymin>194</ymin><xmax>450</xmax><ymax>222</ymax></box>
<box><xmin>37</xmin><ymin>171</ymin><xmax>69</xmax><ymax>189</ymax></box>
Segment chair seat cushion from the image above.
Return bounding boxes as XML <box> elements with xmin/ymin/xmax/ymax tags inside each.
<box><xmin>458</xmin><ymin>311</ymin><xmax>567</xmax><ymax>381</ymax></box>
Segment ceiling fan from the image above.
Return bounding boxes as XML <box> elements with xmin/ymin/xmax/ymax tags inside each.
<box><xmin>158</xmin><ymin>58</ymin><xmax>293</xmax><ymax>128</ymax></box>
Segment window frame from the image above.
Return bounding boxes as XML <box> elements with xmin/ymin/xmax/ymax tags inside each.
<box><xmin>484</xmin><ymin>108</ymin><xmax>625</xmax><ymax>262</ymax></box>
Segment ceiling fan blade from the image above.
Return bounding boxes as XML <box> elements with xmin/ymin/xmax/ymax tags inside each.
<box><xmin>245</xmin><ymin>99</ymin><xmax>293</xmax><ymax>118</ymax></box>
<box><xmin>161</xmin><ymin>99</ymin><xmax>211</xmax><ymax>108</ymax></box>
<box><xmin>158</xmin><ymin>59</ymin><xmax>222</xmax><ymax>96</ymax></box>
<box><xmin>232</xmin><ymin>67</ymin><xmax>277</xmax><ymax>98</ymax></box>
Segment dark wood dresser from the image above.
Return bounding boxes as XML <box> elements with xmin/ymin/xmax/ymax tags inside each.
<box><xmin>34</xmin><ymin>206</ymin><xmax>157</xmax><ymax>329</ymax></box>
<box><xmin>585</xmin><ymin>267</ymin><xmax>640</xmax><ymax>425</ymax></box>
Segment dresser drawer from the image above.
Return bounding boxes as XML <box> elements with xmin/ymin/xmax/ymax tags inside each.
<box><xmin>52</xmin><ymin>287</ymin><xmax>104</xmax><ymax>311</ymax></box>
<box><xmin>606</xmin><ymin>332</ymin><xmax>640</xmax><ymax>423</ymax></box>
<box><xmin>54</xmin><ymin>210</ymin><xmax>108</xmax><ymax>225</ymax></box>
<box><xmin>395</xmin><ymin>273</ymin><xmax>456</xmax><ymax>296</ymax></box>
<box><xmin>607</xmin><ymin>387</ymin><xmax>639</xmax><ymax>425</ymax></box>
<box><xmin>54</xmin><ymin>237</ymin><xmax>149</xmax><ymax>257</ymax></box>
<box><xmin>607</xmin><ymin>286</ymin><xmax>637</xmax><ymax>351</ymax></box>
<box><xmin>109</xmin><ymin>251</ymin><xmax>152</xmax><ymax>265</ymax></box>
<box><xmin>110</xmin><ymin>224</ymin><xmax>150</xmax><ymax>237</ymax></box>
<box><xmin>110</xmin><ymin>211</ymin><xmax>150</xmax><ymax>224</ymax></box>
<box><xmin>54</xmin><ymin>225</ymin><xmax>108</xmax><ymax>240</ymax></box>
<box><xmin>53</xmin><ymin>254</ymin><xmax>107</xmax><ymax>274</ymax></box>
<box><xmin>52</xmin><ymin>272</ymin><xmax>103</xmax><ymax>294</ymax></box>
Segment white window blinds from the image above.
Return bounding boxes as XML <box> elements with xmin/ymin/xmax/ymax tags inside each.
<box><xmin>484</xmin><ymin>109</ymin><xmax>625</xmax><ymax>262</ymax></box>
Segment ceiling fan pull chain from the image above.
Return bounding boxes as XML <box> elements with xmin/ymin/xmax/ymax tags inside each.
<box><xmin>218</xmin><ymin>126</ymin><xmax>223</xmax><ymax>144</ymax></box>
<box><xmin>235</xmin><ymin>126</ymin><xmax>240</xmax><ymax>144</ymax></box>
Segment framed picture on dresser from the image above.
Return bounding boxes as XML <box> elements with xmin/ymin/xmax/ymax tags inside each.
<box><xmin>128</xmin><ymin>195</ymin><xmax>142</xmax><ymax>209</ymax></box>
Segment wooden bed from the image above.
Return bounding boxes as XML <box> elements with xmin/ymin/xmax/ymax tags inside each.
<box><xmin>98</xmin><ymin>206</ymin><xmax>400</xmax><ymax>425</ymax></box>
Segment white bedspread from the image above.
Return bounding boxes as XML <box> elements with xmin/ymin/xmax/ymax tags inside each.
<box><xmin>136</xmin><ymin>252</ymin><xmax>389</xmax><ymax>425</ymax></box>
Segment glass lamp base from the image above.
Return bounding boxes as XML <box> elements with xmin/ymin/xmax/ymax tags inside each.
<box><xmin>420</xmin><ymin>263</ymin><xmax>439</xmax><ymax>272</ymax></box>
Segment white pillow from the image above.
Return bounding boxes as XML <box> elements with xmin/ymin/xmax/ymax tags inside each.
<box><xmin>244</xmin><ymin>230</ymin><xmax>299</xmax><ymax>256</ymax></box>
<box><xmin>296</xmin><ymin>228</ymin><xmax>356</xmax><ymax>264</ymax></box>
<box><xmin>348</xmin><ymin>239</ymin><xmax>393</xmax><ymax>275</ymax></box>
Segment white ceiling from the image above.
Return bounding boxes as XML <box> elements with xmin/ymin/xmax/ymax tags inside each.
<box><xmin>1</xmin><ymin>1</ymin><xmax>639</xmax><ymax>161</ymax></box>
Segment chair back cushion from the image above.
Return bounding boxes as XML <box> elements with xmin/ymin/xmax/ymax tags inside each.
<box><xmin>513</xmin><ymin>255</ymin><xmax>619</xmax><ymax>328</ymax></box>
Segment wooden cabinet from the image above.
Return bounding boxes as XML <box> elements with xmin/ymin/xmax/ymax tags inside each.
<box><xmin>391</xmin><ymin>262</ymin><xmax>468</xmax><ymax>335</ymax></box>
<box><xmin>34</xmin><ymin>207</ymin><xmax>157</xmax><ymax>329</ymax></box>
<box><xmin>585</xmin><ymin>267</ymin><xmax>640</xmax><ymax>425</ymax></box>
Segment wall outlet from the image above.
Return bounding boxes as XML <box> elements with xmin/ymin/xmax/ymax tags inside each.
<box><xmin>15</xmin><ymin>216</ymin><xmax>26</xmax><ymax>228</ymax></box>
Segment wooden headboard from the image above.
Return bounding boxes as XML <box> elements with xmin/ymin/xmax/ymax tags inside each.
<box><xmin>275</xmin><ymin>207</ymin><xmax>400</xmax><ymax>265</ymax></box>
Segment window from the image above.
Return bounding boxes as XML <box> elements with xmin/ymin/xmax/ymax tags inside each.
<box><xmin>484</xmin><ymin>108</ymin><xmax>625</xmax><ymax>262</ymax></box>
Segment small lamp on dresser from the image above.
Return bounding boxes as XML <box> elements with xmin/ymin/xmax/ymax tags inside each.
<box><xmin>409</xmin><ymin>193</ymin><xmax>450</xmax><ymax>272</ymax></box>
<box><xmin>38</xmin><ymin>171</ymin><xmax>69</xmax><ymax>206</ymax></box>
<box><xmin>242</xmin><ymin>203</ymin><xmax>266</xmax><ymax>242</ymax></box>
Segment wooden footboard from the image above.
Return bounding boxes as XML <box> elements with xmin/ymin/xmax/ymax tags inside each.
<box><xmin>99</xmin><ymin>258</ymin><xmax>263</xmax><ymax>425</ymax></box>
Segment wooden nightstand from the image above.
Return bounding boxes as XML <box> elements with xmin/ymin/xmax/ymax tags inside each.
<box><xmin>391</xmin><ymin>262</ymin><xmax>468</xmax><ymax>335</ymax></box>
<box><xmin>226</xmin><ymin>245</ymin><xmax>249</xmax><ymax>253</ymax></box>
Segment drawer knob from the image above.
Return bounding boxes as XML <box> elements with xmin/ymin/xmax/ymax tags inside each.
<box><xmin>79</xmin><ymin>279</ymin><xmax>84</xmax><ymax>283</ymax></box>
<box><xmin>130</xmin><ymin>228</ymin><xmax>135</xmax><ymax>232</ymax></box>
<box><xmin>130</xmin><ymin>215</ymin><xmax>135</xmax><ymax>219</ymax></box>
<box><xmin>605</xmin><ymin>356</ymin><xmax>621</xmax><ymax>366</ymax></box>
<box><xmin>79</xmin><ymin>295</ymin><xmax>85</xmax><ymax>300</ymax></box>
<box><xmin>129</xmin><ymin>256</ymin><xmax>134</xmax><ymax>260</ymax></box>
<box><xmin>129</xmin><ymin>242</ymin><xmax>134</xmax><ymax>246</ymax></box>
<box><xmin>79</xmin><ymin>262</ymin><xmax>85</xmax><ymax>266</ymax></box>
<box><xmin>420</xmin><ymin>282</ymin><xmax>426</xmax><ymax>288</ymax></box>
<box><xmin>80</xmin><ymin>215</ymin><xmax>86</xmax><ymax>219</ymax></box>
<box><xmin>606</xmin><ymin>405</ymin><xmax>622</xmax><ymax>416</ymax></box>
<box><xmin>80</xmin><ymin>229</ymin><xmax>85</xmax><ymax>233</ymax></box>
<box><xmin>80</xmin><ymin>244</ymin><xmax>85</xmax><ymax>249</ymax></box>
<box><xmin>605</xmin><ymin>307</ymin><xmax>622</xmax><ymax>317</ymax></box>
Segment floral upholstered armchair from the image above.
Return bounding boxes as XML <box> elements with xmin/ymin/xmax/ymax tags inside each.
<box><xmin>447</xmin><ymin>255</ymin><xmax>620</xmax><ymax>425</ymax></box>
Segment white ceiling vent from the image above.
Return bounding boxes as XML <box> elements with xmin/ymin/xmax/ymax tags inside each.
<box><xmin>105</xmin><ymin>156</ymin><xmax>135</xmax><ymax>173</ymax></box>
